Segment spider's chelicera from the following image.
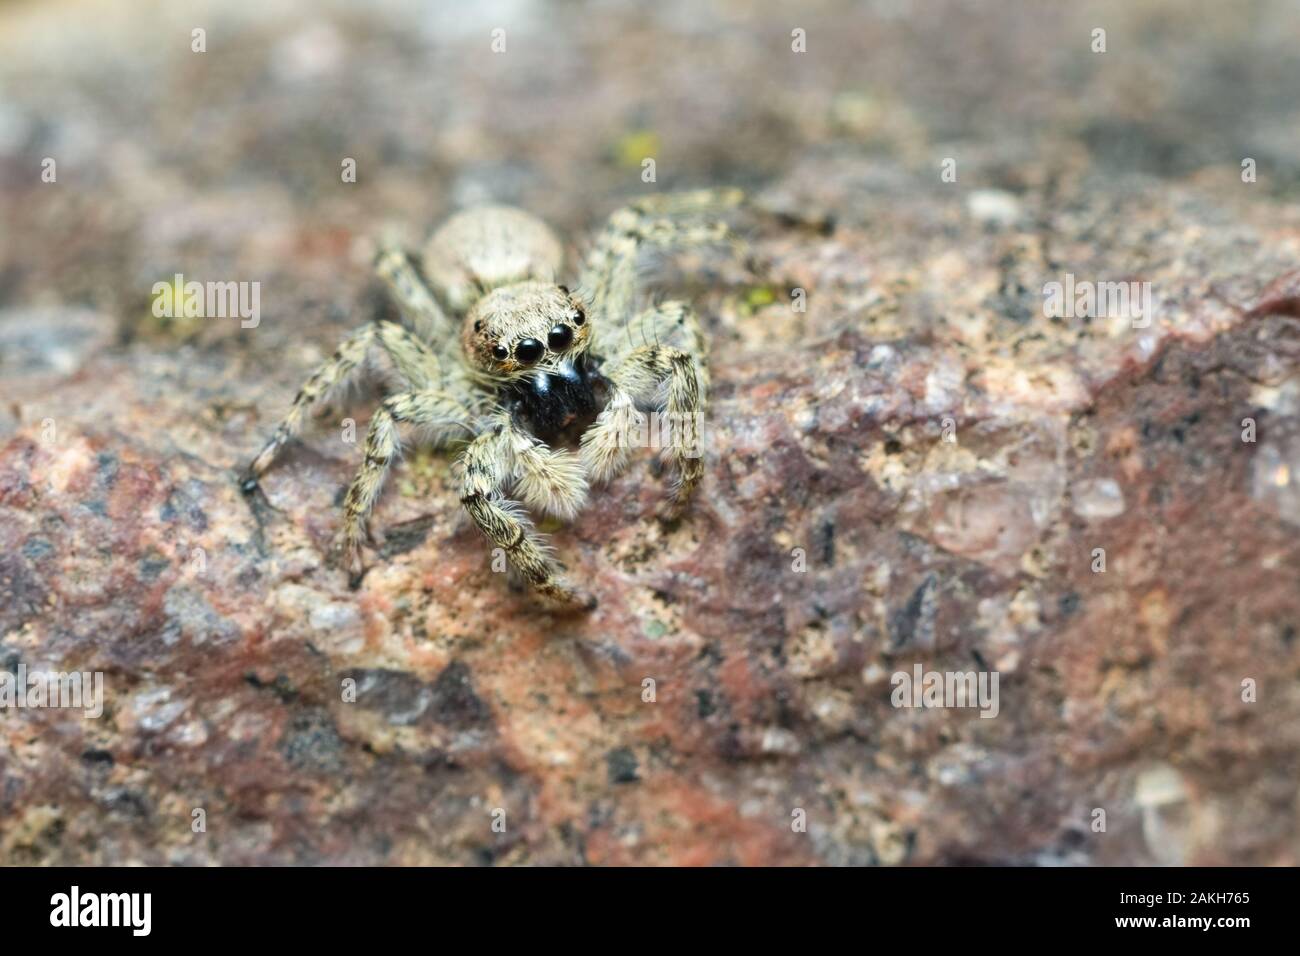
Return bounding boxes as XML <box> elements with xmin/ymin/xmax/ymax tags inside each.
<box><xmin>242</xmin><ymin>190</ymin><xmax>741</xmax><ymax>610</ymax></box>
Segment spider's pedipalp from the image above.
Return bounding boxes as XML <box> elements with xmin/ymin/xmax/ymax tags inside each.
<box><xmin>508</xmin><ymin>430</ymin><xmax>589</xmax><ymax>521</ymax></box>
<box><xmin>458</xmin><ymin>422</ymin><xmax>595</xmax><ymax>610</ymax></box>
<box><xmin>244</xmin><ymin>321</ymin><xmax>453</xmax><ymax>487</ymax></box>
<box><xmin>577</xmin><ymin>390</ymin><xmax>637</xmax><ymax>485</ymax></box>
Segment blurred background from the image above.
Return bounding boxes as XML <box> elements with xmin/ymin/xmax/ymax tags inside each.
<box><xmin>4</xmin><ymin>0</ymin><xmax>1299</xmax><ymax>346</ymax></box>
<box><xmin>1</xmin><ymin>0</ymin><xmax>1298</xmax><ymax>866</ymax></box>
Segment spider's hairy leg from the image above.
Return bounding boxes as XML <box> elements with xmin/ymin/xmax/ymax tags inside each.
<box><xmin>581</xmin><ymin>301</ymin><xmax>707</xmax><ymax>485</ymax></box>
<box><xmin>374</xmin><ymin>246</ymin><xmax>456</xmax><ymax>344</ymax></box>
<box><xmin>578</xmin><ymin>188</ymin><xmax>744</xmax><ymax>320</ymax></box>
<box><xmin>581</xmin><ymin>329</ymin><xmax>705</xmax><ymax>519</ymax></box>
<box><xmin>599</xmin><ymin>298</ymin><xmax>711</xmax><ymax>393</ymax></box>
<box><xmin>626</xmin><ymin>188</ymin><xmax>745</xmax><ymax>218</ymax></box>
<box><xmin>459</xmin><ymin>424</ymin><xmax>595</xmax><ymax>611</ymax></box>
<box><xmin>338</xmin><ymin>387</ymin><xmax>473</xmax><ymax>581</ymax></box>
<box><xmin>242</xmin><ymin>321</ymin><xmax>445</xmax><ymax>489</ymax></box>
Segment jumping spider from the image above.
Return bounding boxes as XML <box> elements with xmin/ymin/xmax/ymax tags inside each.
<box><xmin>242</xmin><ymin>190</ymin><xmax>742</xmax><ymax>610</ymax></box>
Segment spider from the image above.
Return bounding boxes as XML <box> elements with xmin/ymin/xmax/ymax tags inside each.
<box><xmin>241</xmin><ymin>190</ymin><xmax>742</xmax><ymax>611</ymax></box>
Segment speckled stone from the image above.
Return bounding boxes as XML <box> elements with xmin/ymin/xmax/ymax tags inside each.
<box><xmin>2</xmin><ymin>0</ymin><xmax>1299</xmax><ymax>866</ymax></box>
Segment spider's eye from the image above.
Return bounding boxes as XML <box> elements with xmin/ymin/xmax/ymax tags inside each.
<box><xmin>474</xmin><ymin>320</ymin><xmax>484</xmax><ymax>333</ymax></box>
<box><xmin>572</xmin><ymin>308</ymin><xmax>586</xmax><ymax>327</ymax></box>
<box><xmin>515</xmin><ymin>339</ymin><xmax>544</xmax><ymax>364</ymax></box>
<box><xmin>491</xmin><ymin>344</ymin><xmax>509</xmax><ymax>360</ymax></box>
<box><xmin>548</xmin><ymin>324</ymin><xmax>573</xmax><ymax>350</ymax></box>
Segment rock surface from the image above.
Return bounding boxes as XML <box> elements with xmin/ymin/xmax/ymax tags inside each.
<box><xmin>1</xmin><ymin>0</ymin><xmax>1299</xmax><ymax>865</ymax></box>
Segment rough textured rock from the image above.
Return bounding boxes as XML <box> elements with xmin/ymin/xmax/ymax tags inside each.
<box><xmin>1</xmin><ymin>0</ymin><xmax>1298</xmax><ymax>865</ymax></box>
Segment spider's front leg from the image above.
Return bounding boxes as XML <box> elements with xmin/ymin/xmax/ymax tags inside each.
<box><xmin>458</xmin><ymin>420</ymin><xmax>595</xmax><ymax>611</ymax></box>
<box><xmin>338</xmin><ymin>387</ymin><xmax>473</xmax><ymax>583</ymax></box>
<box><xmin>581</xmin><ymin>318</ymin><xmax>705</xmax><ymax>519</ymax></box>
<box><xmin>242</xmin><ymin>321</ymin><xmax>446</xmax><ymax>489</ymax></box>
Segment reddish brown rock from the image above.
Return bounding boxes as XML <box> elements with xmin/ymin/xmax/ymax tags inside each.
<box><xmin>1</xmin><ymin>0</ymin><xmax>1298</xmax><ymax>866</ymax></box>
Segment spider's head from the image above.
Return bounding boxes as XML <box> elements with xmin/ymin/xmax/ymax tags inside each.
<box><xmin>462</xmin><ymin>281</ymin><xmax>592</xmax><ymax>382</ymax></box>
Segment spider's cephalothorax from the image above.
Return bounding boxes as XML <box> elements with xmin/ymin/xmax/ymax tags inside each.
<box><xmin>243</xmin><ymin>191</ymin><xmax>740</xmax><ymax>610</ymax></box>
<box><xmin>462</xmin><ymin>282</ymin><xmax>606</xmax><ymax>443</ymax></box>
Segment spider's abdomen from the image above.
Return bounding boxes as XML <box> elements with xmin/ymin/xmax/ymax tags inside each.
<box><xmin>503</xmin><ymin>354</ymin><xmax>607</xmax><ymax>446</ymax></box>
<box><xmin>422</xmin><ymin>206</ymin><xmax>564</xmax><ymax>313</ymax></box>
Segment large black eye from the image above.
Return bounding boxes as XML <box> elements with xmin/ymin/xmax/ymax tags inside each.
<box><xmin>548</xmin><ymin>324</ymin><xmax>573</xmax><ymax>350</ymax></box>
<box><xmin>491</xmin><ymin>344</ymin><xmax>508</xmax><ymax>360</ymax></box>
<box><xmin>572</xmin><ymin>308</ymin><xmax>586</xmax><ymax>327</ymax></box>
<box><xmin>515</xmin><ymin>339</ymin><xmax>544</xmax><ymax>364</ymax></box>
